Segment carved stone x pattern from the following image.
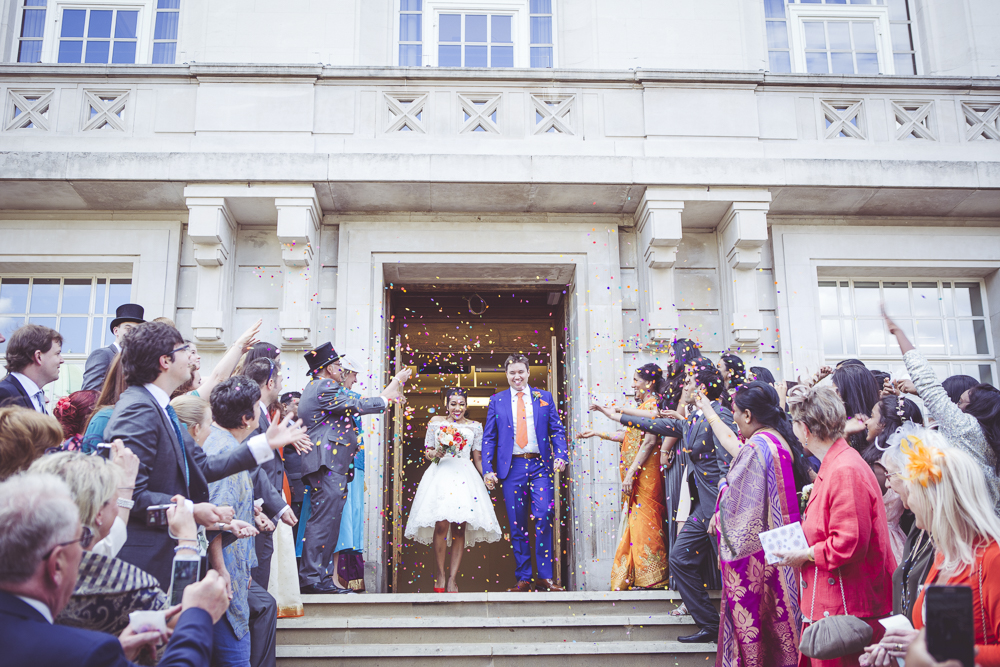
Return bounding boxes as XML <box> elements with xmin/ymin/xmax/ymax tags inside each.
<box><xmin>892</xmin><ymin>101</ymin><xmax>935</xmax><ymax>140</ymax></box>
<box><xmin>531</xmin><ymin>94</ymin><xmax>575</xmax><ymax>135</ymax></box>
<box><xmin>961</xmin><ymin>101</ymin><xmax>1000</xmax><ymax>141</ymax></box>
<box><xmin>821</xmin><ymin>99</ymin><xmax>865</xmax><ymax>139</ymax></box>
<box><xmin>82</xmin><ymin>90</ymin><xmax>129</xmax><ymax>131</ymax></box>
<box><xmin>5</xmin><ymin>89</ymin><xmax>53</xmax><ymax>131</ymax></box>
<box><xmin>458</xmin><ymin>93</ymin><xmax>501</xmax><ymax>134</ymax></box>
<box><xmin>384</xmin><ymin>92</ymin><xmax>427</xmax><ymax>133</ymax></box>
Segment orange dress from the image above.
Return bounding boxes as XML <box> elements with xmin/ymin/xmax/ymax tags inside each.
<box><xmin>913</xmin><ymin>540</ymin><xmax>1000</xmax><ymax>666</ymax></box>
<box><xmin>610</xmin><ymin>396</ymin><xmax>669</xmax><ymax>590</ymax></box>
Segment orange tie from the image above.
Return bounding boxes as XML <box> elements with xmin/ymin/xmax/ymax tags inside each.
<box><xmin>516</xmin><ymin>392</ymin><xmax>528</xmax><ymax>449</ymax></box>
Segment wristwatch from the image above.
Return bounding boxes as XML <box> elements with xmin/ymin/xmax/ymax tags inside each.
<box><xmin>117</xmin><ymin>497</ymin><xmax>135</xmax><ymax>509</ymax></box>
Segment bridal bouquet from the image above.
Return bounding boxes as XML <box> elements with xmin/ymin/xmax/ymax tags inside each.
<box><xmin>432</xmin><ymin>424</ymin><xmax>468</xmax><ymax>464</ymax></box>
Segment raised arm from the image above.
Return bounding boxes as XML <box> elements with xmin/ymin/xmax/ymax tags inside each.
<box><xmin>196</xmin><ymin>319</ymin><xmax>262</xmax><ymax>397</ymax></box>
<box><xmin>694</xmin><ymin>392</ymin><xmax>741</xmax><ymax>459</ymax></box>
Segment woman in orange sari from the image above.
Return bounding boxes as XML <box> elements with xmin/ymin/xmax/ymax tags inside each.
<box><xmin>581</xmin><ymin>364</ymin><xmax>670</xmax><ymax>589</ymax></box>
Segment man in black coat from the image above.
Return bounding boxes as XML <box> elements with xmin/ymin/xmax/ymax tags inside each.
<box><xmin>297</xmin><ymin>342</ymin><xmax>410</xmax><ymax>594</ymax></box>
<box><xmin>82</xmin><ymin>303</ymin><xmax>145</xmax><ymax>391</ymax></box>
<box><xmin>593</xmin><ymin>360</ymin><xmax>736</xmax><ymax>644</ymax></box>
<box><xmin>104</xmin><ymin>322</ymin><xmax>308</xmax><ymax>588</ymax></box>
<box><xmin>0</xmin><ymin>324</ymin><xmax>64</xmax><ymax>413</ymax></box>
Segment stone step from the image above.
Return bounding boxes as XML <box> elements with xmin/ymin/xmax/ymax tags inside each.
<box><xmin>292</xmin><ymin>590</ymin><xmax>704</xmax><ymax>618</ymax></box>
<box><xmin>276</xmin><ymin>640</ymin><xmax>718</xmax><ymax>667</ymax></box>
<box><xmin>278</xmin><ymin>613</ymin><xmax>701</xmax><ymax>644</ymax></box>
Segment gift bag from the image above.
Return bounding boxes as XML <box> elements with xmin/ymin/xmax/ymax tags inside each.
<box><xmin>268</xmin><ymin>521</ymin><xmax>304</xmax><ymax>618</ymax></box>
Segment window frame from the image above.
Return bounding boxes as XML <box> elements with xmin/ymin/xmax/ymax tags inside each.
<box><xmin>787</xmin><ymin>3</ymin><xmax>896</xmax><ymax>75</ymax></box>
<box><xmin>13</xmin><ymin>0</ymin><xmax>48</xmax><ymax>64</ymax></box>
<box><xmin>10</xmin><ymin>0</ymin><xmax>160</xmax><ymax>64</ymax></box>
<box><xmin>417</xmin><ymin>0</ymin><xmax>553</xmax><ymax>68</ymax></box>
<box><xmin>151</xmin><ymin>0</ymin><xmax>181</xmax><ymax>65</ymax></box>
<box><xmin>817</xmin><ymin>277</ymin><xmax>996</xmax><ymax>385</ymax></box>
<box><xmin>0</xmin><ymin>274</ymin><xmax>134</xmax><ymax>361</ymax></box>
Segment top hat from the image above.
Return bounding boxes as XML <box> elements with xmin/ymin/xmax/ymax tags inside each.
<box><xmin>304</xmin><ymin>342</ymin><xmax>340</xmax><ymax>376</ymax></box>
<box><xmin>109</xmin><ymin>304</ymin><xmax>145</xmax><ymax>332</ymax></box>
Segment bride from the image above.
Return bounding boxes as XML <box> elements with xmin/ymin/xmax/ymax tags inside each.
<box><xmin>405</xmin><ymin>387</ymin><xmax>501</xmax><ymax>592</ymax></box>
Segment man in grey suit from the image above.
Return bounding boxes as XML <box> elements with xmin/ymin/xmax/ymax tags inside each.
<box><xmin>105</xmin><ymin>322</ymin><xmax>308</xmax><ymax>588</ymax></box>
<box><xmin>297</xmin><ymin>342</ymin><xmax>410</xmax><ymax>594</ymax></box>
<box><xmin>82</xmin><ymin>303</ymin><xmax>145</xmax><ymax>391</ymax></box>
<box><xmin>593</xmin><ymin>360</ymin><xmax>736</xmax><ymax>644</ymax></box>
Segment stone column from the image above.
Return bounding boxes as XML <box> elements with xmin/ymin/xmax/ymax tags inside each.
<box><xmin>718</xmin><ymin>200</ymin><xmax>770</xmax><ymax>348</ymax></box>
<box><xmin>185</xmin><ymin>195</ymin><xmax>236</xmax><ymax>344</ymax></box>
<box><xmin>275</xmin><ymin>192</ymin><xmax>321</xmax><ymax>345</ymax></box>
<box><xmin>634</xmin><ymin>190</ymin><xmax>684</xmax><ymax>345</ymax></box>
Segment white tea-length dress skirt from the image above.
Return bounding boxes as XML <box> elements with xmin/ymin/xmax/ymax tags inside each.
<box><xmin>404</xmin><ymin>419</ymin><xmax>502</xmax><ymax>547</ymax></box>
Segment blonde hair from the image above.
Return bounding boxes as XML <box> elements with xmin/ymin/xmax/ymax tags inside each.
<box><xmin>170</xmin><ymin>394</ymin><xmax>210</xmax><ymax>428</ymax></box>
<box><xmin>904</xmin><ymin>428</ymin><xmax>1000</xmax><ymax>579</ymax></box>
<box><xmin>786</xmin><ymin>385</ymin><xmax>846</xmax><ymax>442</ymax></box>
<box><xmin>0</xmin><ymin>407</ymin><xmax>64</xmax><ymax>480</ymax></box>
<box><xmin>28</xmin><ymin>452</ymin><xmax>119</xmax><ymax>530</ymax></box>
<box><xmin>152</xmin><ymin>316</ymin><xmax>176</xmax><ymax>328</ymax></box>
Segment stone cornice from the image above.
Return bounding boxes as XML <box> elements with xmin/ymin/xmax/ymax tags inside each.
<box><xmin>0</xmin><ymin>63</ymin><xmax>997</xmax><ymax>92</ymax></box>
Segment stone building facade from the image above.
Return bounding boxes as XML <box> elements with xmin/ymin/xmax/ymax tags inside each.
<box><xmin>0</xmin><ymin>0</ymin><xmax>998</xmax><ymax>591</ymax></box>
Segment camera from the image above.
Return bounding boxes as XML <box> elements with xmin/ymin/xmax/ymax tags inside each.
<box><xmin>94</xmin><ymin>443</ymin><xmax>113</xmax><ymax>460</ymax></box>
<box><xmin>146</xmin><ymin>503</ymin><xmax>176</xmax><ymax>527</ymax></box>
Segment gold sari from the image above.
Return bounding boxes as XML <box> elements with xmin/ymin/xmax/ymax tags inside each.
<box><xmin>610</xmin><ymin>396</ymin><xmax>669</xmax><ymax>590</ymax></box>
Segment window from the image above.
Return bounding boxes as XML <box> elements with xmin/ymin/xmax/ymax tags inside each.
<box><xmin>438</xmin><ymin>13</ymin><xmax>513</xmax><ymax>67</ymax></box>
<box><xmin>0</xmin><ymin>277</ymin><xmax>132</xmax><ymax>357</ymax></box>
<box><xmin>529</xmin><ymin>0</ymin><xmax>552</xmax><ymax>68</ymax></box>
<box><xmin>410</xmin><ymin>1</ymin><xmax>553</xmax><ymax>68</ymax></box>
<box><xmin>152</xmin><ymin>0</ymin><xmax>179</xmax><ymax>64</ymax></box>
<box><xmin>16</xmin><ymin>0</ymin><xmax>47</xmax><ymax>63</ymax></box>
<box><xmin>819</xmin><ymin>279</ymin><xmax>995</xmax><ymax>385</ymax></box>
<box><xmin>57</xmin><ymin>7</ymin><xmax>139</xmax><ymax>63</ymax></box>
<box><xmin>765</xmin><ymin>0</ymin><xmax>917</xmax><ymax>75</ymax></box>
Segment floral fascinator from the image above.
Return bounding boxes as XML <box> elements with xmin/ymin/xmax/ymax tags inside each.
<box><xmin>894</xmin><ymin>423</ymin><xmax>944</xmax><ymax>487</ymax></box>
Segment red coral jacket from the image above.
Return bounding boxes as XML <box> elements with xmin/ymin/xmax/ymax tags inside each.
<box><xmin>800</xmin><ymin>438</ymin><xmax>897</xmax><ymax>620</ymax></box>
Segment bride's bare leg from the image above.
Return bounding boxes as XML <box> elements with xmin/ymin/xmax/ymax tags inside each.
<box><xmin>433</xmin><ymin>520</ymin><xmax>450</xmax><ymax>589</ymax></box>
<box><xmin>446</xmin><ymin>523</ymin><xmax>466</xmax><ymax>592</ymax></box>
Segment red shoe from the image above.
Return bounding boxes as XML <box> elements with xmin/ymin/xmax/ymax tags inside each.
<box><xmin>433</xmin><ymin>587</ymin><xmax>445</xmax><ymax>593</ymax></box>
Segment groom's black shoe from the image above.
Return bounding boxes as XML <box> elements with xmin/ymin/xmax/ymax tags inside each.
<box><xmin>677</xmin><ymin>627</ymin><xmax>719</xmax><ymax>643</ymax></box>
<box><xmin>534</xmin><ymin>578</ymin><xmax>565</xmax><ymax>592</ymax></box>
<box><xmin>300</xmin><ymin>581</ymin><xmax>339</xmax><ymax>595</ymax></box>
<box><xmin>507</xmin><ymin>580</ymin><xmax>533</xmax><ymax>592</ymax></box>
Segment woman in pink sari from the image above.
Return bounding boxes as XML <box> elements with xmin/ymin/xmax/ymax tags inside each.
<box><xmin>698</xmin><ymin>380</ymin><xmax>814</xmax><ymax>667</ymax></box>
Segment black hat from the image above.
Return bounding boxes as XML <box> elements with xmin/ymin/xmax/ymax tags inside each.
<box><xmin>280</xmin><ymin>391</ymin><xmax>301</xmax><ymax>404</ymax></box>
<box><xmin>304</xmin><ymin>342</ymin><xmax>340</xmax><ymax>376</ymax></box>
<box><xmin>109</xmin><ymin>304</ymin><xmax>145</xmax><ymax>332</ymax></box>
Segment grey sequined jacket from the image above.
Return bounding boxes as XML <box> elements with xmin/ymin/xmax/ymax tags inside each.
<box><xmin>904</xmin><ymin>349</ymin><xmax>1000</xmax><ymax>512</ymax></box>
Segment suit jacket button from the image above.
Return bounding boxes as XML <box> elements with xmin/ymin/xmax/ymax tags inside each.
<box><xmin>828</xmin><ymin>578</ymin><xmax>836</xmax><ymax>585</ymax></box>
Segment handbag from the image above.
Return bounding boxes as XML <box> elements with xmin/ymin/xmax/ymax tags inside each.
<box><xmin>268</xmin><ymin>521</ymin><xmax>304</xmax><ymax>618</ymax></box>
<box><xmin>799</xmin><ymin>564</ymin><xmax>873</xmax><ymax>659</ymax></box>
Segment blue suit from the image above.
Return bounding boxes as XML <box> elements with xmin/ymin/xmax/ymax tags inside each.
<box><xmin>481</xmin><ymin>387</ymin><xmax>567</xmax><ymax>582</ymax></box>
<box><xmin>0</xmin><ymin>590</ymin><xmax>213</xmax><ymax>667</ymax></box>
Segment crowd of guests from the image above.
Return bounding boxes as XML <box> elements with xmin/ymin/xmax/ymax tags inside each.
<box><xmin>586</xmin><ymin>310</ymin><xmax>1000</xmax><ymax>667</ymax></box>
<box><xmin>0</xmin><ymin>303</ymin><xmax>402</xmax><ymax>666</ymax></box>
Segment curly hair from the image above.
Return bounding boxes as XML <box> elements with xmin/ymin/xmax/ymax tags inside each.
<box><xmin>52</xmin><ymin>390</ymin><xmax>99</xmax><ymax>440</ymax></box>
<box><xmin>121</xmin><ymin>322</ymin><xmax>184</xmax><ymax>387</ymax></box>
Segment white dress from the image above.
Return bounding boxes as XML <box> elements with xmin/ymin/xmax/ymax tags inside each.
<box><xmin>404</xmin><ymin>419</ymin><xmax>502</xmax><ymax>547</ymax></box>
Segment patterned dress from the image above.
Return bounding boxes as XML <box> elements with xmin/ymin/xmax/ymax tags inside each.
<box><xmin>205</xmin><ymin>425</ymin><xmax>257</xmax><ymax>640</ymax></box>
<box><xmin>717</xmin><ymin>431</ymin><xmax>801</xmax><ymax>667</ymax></box>
<box><xmin>610</xmin><ymin>396</ymin><xmax>669</xmax><ymax>590</ymax></box>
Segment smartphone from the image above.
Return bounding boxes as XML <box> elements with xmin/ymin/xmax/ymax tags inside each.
<box><xmin>146</xmin><ymin>503</ymin><xmax>176</xmax><ymax>527</ymax></box>
<box><xmin>925</xmin><ymin>585</ymin><xmax>975</xmax><ymax>667</ymax></box>
<box><xmin>168</xmin><ymin>556</ymin><xmax>200</xmax><ymax>607</ymax></box>
<box><xmin>94</xmin><ymin>443</ymin><xmax>113</xmax><ymax>460</ymax></box>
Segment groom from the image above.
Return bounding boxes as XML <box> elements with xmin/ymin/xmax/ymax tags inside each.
<box><xmin>482</xmin><ymin>354</ymin><xmax>568</xmax><ymax>592</ymax></box>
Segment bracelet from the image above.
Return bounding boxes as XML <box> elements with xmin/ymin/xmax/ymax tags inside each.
<box><xmin>174</xmin><ymin>545</ymin><xmax>200</xmax><ymax>554</ymax></box>
<box><xmin>118</xmin><ymin>486</ymin><xmax>135</xmax><ymax>490</ymax></box>
<box><xmin>117</xmin><ymin>497</ymin><xmax>135</xmax><ymax>509</ymax></box>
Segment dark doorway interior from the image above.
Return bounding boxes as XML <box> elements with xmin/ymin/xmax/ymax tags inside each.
<box><xmin>386</xmin><ymin>289</ymin><xmax>568</xmax><ymax>593</ymax></box>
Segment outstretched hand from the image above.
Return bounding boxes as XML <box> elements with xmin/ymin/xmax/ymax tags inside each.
<box><xmin>266</xmin><ymin>415</ymin><xmax>310</xmax><ymax>452</ymax></box>
<box><xmin>235</xmin><ymin>318</ymin><xmax>262</xmax><ymax>353</ymax></box>
<box><xmin>588</xmin><ymin>403</ymin><xmax>616</xmax><ymax>419</ymax></box>
<box><xmin>882</xmin><ymin>304</ymin><xmax>915</xmax><ymax>353</ymax></box>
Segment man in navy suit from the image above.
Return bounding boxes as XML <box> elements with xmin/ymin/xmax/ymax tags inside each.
<box><xmin>0</xmin><ymin>472</ymin><xmax>229</xmax><ymax>667</ymax></box>
<box><xmin>0</xmin><ymin>323</ymin><xmax>64</xmax><ymax>413</ymax></box>
<box><xmin>482</xmin><ymin>354</ymin><xmax>568</xmax><ymax>592</ymax></box>
<box><xmin>82</xmin><ymin>303</ymin><xmax>145</xmax><ymax>391</ymax></box>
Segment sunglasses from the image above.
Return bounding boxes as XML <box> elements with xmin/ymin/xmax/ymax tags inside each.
<box><xmin>43</xmin><ymin>525</ymin><xmax>93</xmax><ymax>559</ymax></box>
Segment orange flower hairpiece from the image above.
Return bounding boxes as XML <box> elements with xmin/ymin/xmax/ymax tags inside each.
<box><xmin>900</xmin><ymin>434</ymin><xmax>943</xmax><ymax>487</ymax></box>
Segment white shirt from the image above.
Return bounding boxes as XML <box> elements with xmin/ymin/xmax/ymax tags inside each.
<box><xmin>509</xmin><ymin>385</ymin><xmax>539</xmax><ymax>454</ymax></box>
<box><xmin>10</xmin><ymin>372</ymin><xmax>45</xmax><ymax>413</ymax></box>
<box><xmin>91</xmin><ymin>515</ymin><xmax>127</xmax><ymax>559</ymax></box>
<box><xmin>15</xmin><ymin>595</ymin><xmax>53</xmax><ymax>623</ymax></box>
<box><xmin>146</xmin><ymin>383</ymin><xmax>274</xmax><ymax>465</ymax></box>
<box><xmin>111</xmin><ymin>341</ymin><xmax>120</xmax><ymax>353</ymax></box>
